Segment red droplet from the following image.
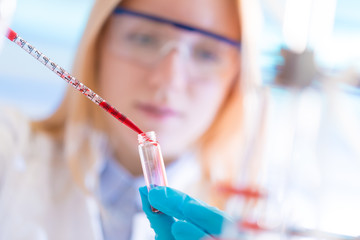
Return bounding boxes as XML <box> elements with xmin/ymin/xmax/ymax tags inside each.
<box><xmin>7</xmin><ymin>28</ymin><xmax>17</xmax><ymax>41</ymax></box>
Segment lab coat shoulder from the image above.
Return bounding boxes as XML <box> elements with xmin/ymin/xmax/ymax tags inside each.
<box><xmin>0</xmin><ymin>107</ymin><xmax>102</xmax><ymax>240</ymax></box>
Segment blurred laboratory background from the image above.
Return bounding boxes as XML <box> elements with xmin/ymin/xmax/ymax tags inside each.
<box><xmin>1</xmin><ymin>0</ymin><xmax>360</xmax><ymax>239</ymax></box>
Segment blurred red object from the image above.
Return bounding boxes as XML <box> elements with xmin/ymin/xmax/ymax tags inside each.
<box><xmin>217</xmin><ymin>183</ymin><xmax>267</xmax><ymax>199</ymax></box>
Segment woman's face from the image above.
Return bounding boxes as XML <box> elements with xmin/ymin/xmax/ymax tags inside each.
<box><xmin>98</xmin><ymin>0</ymin><xmax>240</xmax><ymax>160</ymax></box>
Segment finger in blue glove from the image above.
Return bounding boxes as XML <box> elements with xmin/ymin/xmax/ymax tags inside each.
<box><xmin>139</xmin><ymin>186</ymin><xmax>175</xmax><ymax>240</ymax></box>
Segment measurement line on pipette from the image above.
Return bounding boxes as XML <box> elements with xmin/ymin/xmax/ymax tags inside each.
<box><xmin>5</xmin><ymin>28</ymin><xmax>143</xmax><ymax>135</ymax></box>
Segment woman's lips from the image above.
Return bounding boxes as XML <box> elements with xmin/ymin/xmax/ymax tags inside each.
<box><xmin>136</xmin><ymin>102</ymin><xmax>181</xmax><ymax>120</ymax></box>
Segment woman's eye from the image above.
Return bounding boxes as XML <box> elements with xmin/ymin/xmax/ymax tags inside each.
<box><xmin>126</xmin><ymin>32</ymin><xmax>159</xmax><ymax>47</ymax></box>
<box><xmin>194</xmin><ymin>48</ymin><xmax>220</xmax><ymax>62</ymax></box>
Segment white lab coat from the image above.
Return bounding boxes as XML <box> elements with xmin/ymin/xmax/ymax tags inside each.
<box><xmin>0</xmin><ymin>107</ymin><xmax>201</xmax><ymax>240</ymax></box>
<box><xmin>0</xmin><ymin>108</ymin><xmax>102</xmax><ymax>240</ymax></box>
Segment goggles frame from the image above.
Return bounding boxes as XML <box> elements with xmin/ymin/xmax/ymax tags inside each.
<box><xmin>113</xmin><ymin>7</ymin><xmax>241</xmax><ymax>49</ymax></box>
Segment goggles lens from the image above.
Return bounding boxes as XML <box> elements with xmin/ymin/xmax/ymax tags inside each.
<box><xmin>105</xmin><ymin>7</ymin><xmax>241</xmax><ymax>80</ymax></box>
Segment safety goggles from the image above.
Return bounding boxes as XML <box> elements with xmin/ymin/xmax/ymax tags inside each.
<box><xmin>105</xmin><ymin>7</ymin><xmax>241</xmax><ymax>81</ymax></box>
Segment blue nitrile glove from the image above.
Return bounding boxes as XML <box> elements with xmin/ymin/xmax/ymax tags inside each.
<box><xmin>139</xmin><ymin>186</ymin><xmax>175</xmax><ymax>240</ymax></box>
<box><xmin>139</xmin><ymin>186</ymin><xmax>233</xmax><ymax>240</ymax></box>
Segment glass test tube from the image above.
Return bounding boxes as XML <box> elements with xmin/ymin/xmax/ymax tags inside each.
<box><xmin>138</xmin><ymin>131</ymin><xmax>168</xmax><ymax>212</ymax></box>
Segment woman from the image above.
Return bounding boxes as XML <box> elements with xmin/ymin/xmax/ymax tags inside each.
<box><xmin>0</xmin><ymin>0</ymin><xmax>260</xmax><ymax>239</ymax></box>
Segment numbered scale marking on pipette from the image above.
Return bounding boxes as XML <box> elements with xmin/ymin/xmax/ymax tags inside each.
<box><xmin>5</xmin><ymin>28</ymin><xmax>143</xmax><ymax>134</ymax></box>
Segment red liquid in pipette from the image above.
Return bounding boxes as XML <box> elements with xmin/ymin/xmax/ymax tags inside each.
<box><xmin>99</xmin><ymin>101</ymin><xmax>143</xmax><ymax>134</ymax></box>
<box><xmin>5</xmin><ymin>28</ymin><xmax>144</xmax><ymax>135</ymax></box>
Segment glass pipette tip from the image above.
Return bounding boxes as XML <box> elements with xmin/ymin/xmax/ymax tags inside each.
<box><xmin>5</xmin><ymin>28</ymin><xmax>144</xmax><ymax>135</ymax></box>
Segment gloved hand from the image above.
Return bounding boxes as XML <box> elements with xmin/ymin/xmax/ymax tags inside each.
<box><xmin>139</xmin><ymin>186</ymin><xmax>233</xmax><ymax>240</ymax></box>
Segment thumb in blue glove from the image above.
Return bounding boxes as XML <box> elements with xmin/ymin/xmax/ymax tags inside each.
<box><xmin>139</xmin><ymin>186</ymin><xmax>234</xmax><ymax>240</ymax></box>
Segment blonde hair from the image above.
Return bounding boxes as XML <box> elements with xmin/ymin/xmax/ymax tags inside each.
<box><xmin>32</xmin><ymin>0</ymin><xmax>262</xmax><ymax>209</ymax></box>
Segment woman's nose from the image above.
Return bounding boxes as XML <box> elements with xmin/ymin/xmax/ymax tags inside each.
<box><xmin>147</xmin><ymin>47</ymin><xmax>187</xmax><ymax>91</ymax></box>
